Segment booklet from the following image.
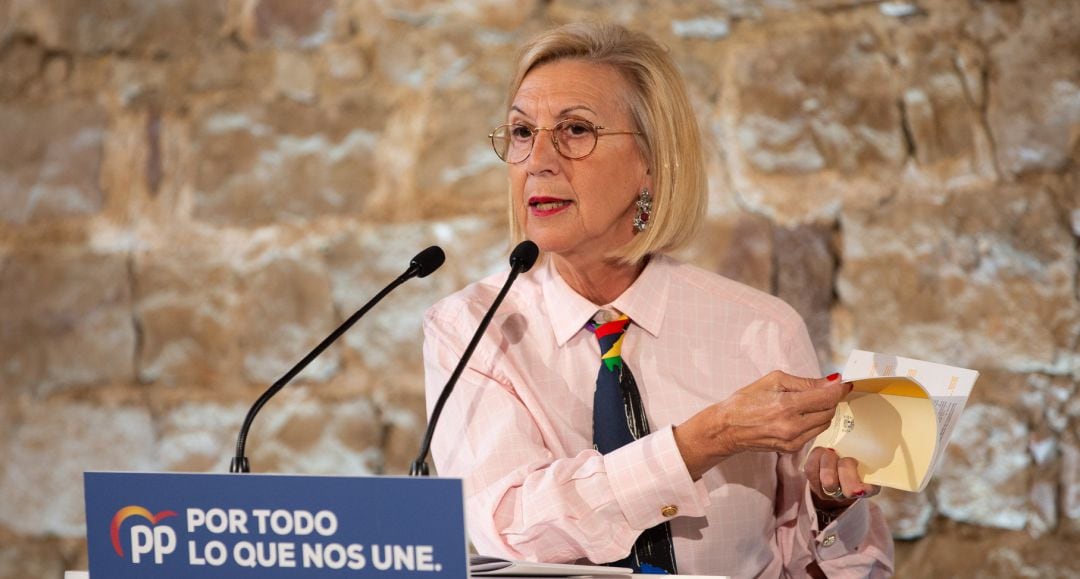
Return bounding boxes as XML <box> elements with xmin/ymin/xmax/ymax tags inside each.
<box><xmin>469</xmin><ymin>555</ymin><xmax>632</xmax><ymax>577</ymax></box>
<box><xmin>810</xmin><ymin>350</ymin><xmax>979</xmax><ymax>492</ymax></box>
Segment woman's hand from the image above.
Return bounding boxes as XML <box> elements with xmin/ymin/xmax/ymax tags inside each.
<box><xmin>804</xmin><ymin>446</ymin><xmax>881</xmax><ymax>509</ymax></box>
<box><xmin>674</xmin><ymin>371</ymin><xmax>850</xmax><ymax>480</ymax></box>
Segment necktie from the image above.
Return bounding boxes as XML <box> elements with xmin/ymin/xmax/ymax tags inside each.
<box><xmin>589</xmin><ymin>314</ymin><xmax>678</xmax><ymax>575</ymax></box>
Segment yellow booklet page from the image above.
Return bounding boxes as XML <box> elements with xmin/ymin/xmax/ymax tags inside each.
<box><xmin>811</xmin><ymin>350</ymin><xmax>979</xmax><ymax>492</ymax></box>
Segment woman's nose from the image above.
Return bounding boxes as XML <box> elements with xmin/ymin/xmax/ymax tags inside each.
<box><xmin>525</xmin><ymin>128</ymin><xmax>561</xmax><ymax>171</ymax></box>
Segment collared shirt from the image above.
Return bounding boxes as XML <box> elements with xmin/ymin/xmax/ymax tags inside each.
<box><xmin>422</xmin><ymin>255</ymin><xmax>893</xmax><ymax>577</ymax></box>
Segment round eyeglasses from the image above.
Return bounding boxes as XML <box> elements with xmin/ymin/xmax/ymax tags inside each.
<box><xmin>488</xmin><ymin>119</ymin><xmax>642</xmax><ymax>164</ymax></box>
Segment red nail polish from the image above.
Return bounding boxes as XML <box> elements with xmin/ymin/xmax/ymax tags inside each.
<box><xmin>855</xmin><ymin>490</ymin><xmax>866</xmax><ymax>497</ymax></box>
<box><xmin>826</xmin><ymin>373</ymin><xmax>840</xmax><ymax>382</ymax></box>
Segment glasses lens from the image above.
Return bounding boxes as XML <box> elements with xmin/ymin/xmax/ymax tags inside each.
<box><xmin>490</xmin><ymin>124</ymin><xmax>534</xmax><ymax>163</ymax></box>
<box><xmin>554</xmin><ymin>120</ymin><xmax>597</xmax><ymax>159</ymax></box>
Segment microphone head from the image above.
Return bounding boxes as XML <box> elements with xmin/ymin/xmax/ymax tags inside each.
<box><xmin>509</xmin><ymin>240</ymin><xmax>540</xmax><ymax>273</ymax></box>
<box><xmin>411</xmin><ymin>246</ymin><xmax>446</xmax><ymax>278</ymax></box>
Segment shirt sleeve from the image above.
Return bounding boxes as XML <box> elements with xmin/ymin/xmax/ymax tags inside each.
<box><xmin>771</xmin><ymin>316</ymin><xmax>895</xmax><ymax>577</ymax></box>
<box><xmin>422</xmin><ymin>304</ymin><xmax>709</xmax><ymax>565</ymax></box>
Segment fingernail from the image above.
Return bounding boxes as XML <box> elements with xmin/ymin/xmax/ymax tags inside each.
<box><xmin>826</xmin><ymin>373</ymin><xmax>840</xmax><ymax>382</ymax></box>
<box><xmin>827</xmin><ymin>447</ymin><xmax>836</xmax><ymax>453</ymax></box>
<box><xmin>855</xmin><ymin>490</ymin><xmax>866</xmax><ymax>497</ymax></box>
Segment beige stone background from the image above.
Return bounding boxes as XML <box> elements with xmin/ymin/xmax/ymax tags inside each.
<box><xmin>0</xmin><ymin>0</ymin><xmax>1077</xmax><ymax>576</ymax></box>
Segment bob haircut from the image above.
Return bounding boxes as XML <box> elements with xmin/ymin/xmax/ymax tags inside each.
<box><xmin>505</xmin><ymin>22</ymin><xmax>707</xmax><ymax>264</ymax></box>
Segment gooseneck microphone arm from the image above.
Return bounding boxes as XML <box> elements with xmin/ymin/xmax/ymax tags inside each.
<box><xmin>230</xmin><ymin>245</ymin><xmax>446</xmax><ymax>473</ymax></box>
<box><xmin>410</xmin><ymin>240</ymin><xmax>539</xmax><ymax>476</ymax></box>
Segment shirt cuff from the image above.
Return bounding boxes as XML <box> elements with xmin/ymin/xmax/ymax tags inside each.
<box><xmin>603</xmin><ymin>425</ymin><xmax>710</xmax><ymax>530</ymax></box>
<box><xmin>814</xmin><ymin>499</ymin><xmax>870</xmax><ymax>560</ymax></box>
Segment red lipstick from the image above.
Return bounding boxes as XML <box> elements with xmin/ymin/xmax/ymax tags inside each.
<box><xmin>528</xmin><ymin>196</ymin><xmax>572</xmax><ymax>217</ymax></box>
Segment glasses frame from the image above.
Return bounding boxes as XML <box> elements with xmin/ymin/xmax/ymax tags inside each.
<box><xmin>488</xmin><ymin>119</ymin><xmax>642</xmax><ymax>164</ymax></box>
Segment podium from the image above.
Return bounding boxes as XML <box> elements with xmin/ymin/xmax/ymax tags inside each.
<box><xmin>82</xmin><ymin>472</ymin><xmax>467</xmax><ymax>578</ymax></box>
<box><xmin>80</xmin><ymin>471</ymin><xmax>729</xmax><ymax>578</ymax></box>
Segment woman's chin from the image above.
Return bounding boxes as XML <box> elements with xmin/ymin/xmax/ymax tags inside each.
<box><xmin>523</xmin><ymin>230</ymin><xmax>573</xmax><ymax>256</ymax></box>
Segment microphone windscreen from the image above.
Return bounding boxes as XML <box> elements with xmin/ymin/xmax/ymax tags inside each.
<box><xmin>411</xmin><ymin>246</ymin><xmax>446</xmax><ymax>278</ymax></box>
<box><xmin>509</xmin><ymin>240</ymin><xmax>540</xmax><ymax>273</ymax></box>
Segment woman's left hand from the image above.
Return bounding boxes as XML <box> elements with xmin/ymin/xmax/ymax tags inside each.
<box><xmin>804</xmin><ymin>446</ymin><xmax>881</xmax><ymax>509</ymax></box>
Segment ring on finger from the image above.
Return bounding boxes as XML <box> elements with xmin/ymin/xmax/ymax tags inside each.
<box><xmin>822</xmin><ymin>485</ymin><xmax>845</xmax><ymax>499</ymax></box>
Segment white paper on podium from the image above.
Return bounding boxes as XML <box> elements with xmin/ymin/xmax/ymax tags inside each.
<box><xmin>470</xmin><ymin>555</ymin><xmax>631</xmax><ymax>576</ymax></box>
<box><xmin>468</xmin><ymin>556</ymin><xmax>727</xmax><ymax>578</ymax></box>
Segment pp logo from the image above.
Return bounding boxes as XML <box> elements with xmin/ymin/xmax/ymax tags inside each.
<box><xmin>110</xmin><ymin>506</ymin><xmax>179</xmax><ymax>564</ymax></box>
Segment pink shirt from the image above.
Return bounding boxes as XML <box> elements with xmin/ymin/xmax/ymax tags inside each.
<box><xmin>423</xmin><ymin>255</ymin><xmax>893</xmax><ymax>577</ymax></box>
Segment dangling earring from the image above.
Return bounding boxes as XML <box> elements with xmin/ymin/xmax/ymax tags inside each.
<box><xmin>633</xmin><ymin>188</ymin><xmax>652</xmax><ymax>233</ymax></box>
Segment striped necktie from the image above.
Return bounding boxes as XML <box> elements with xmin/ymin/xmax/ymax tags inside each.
<box><xmin>588</xmin><ymin>313</ymin><xmax>678</xmax><ymax>575</ymax></box>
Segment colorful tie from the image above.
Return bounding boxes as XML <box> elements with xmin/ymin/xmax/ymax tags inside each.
<box><xmin>589</xmin><ymin>314</ymin><xmax>678</xmax><ymax>575</ymax></box>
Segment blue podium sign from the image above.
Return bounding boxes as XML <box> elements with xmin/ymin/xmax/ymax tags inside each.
<box><xmin>84</xmin><ymin>472</ymin><xmax>467</xmax><ymax>578</ymax></box>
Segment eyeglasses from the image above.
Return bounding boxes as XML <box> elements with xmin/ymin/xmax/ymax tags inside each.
<box><xmin>488</xmin><ymin>119</ymin><xmax>642</xmax><ymax>164</ymax></box>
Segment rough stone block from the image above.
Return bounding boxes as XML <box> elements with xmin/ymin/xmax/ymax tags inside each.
<box><xmin>875</xmin><ymin>487</ymin><xmax>933</xmax><ymax>540</ymax></box>
<box><xmin>188</xmin><ymin>44</ymin><xmax>275</xmax><ymax>93</ymax></box>
<box><xmin>674</xmin><ymin>213</ymin><xmax>774</xmax><ymax>294</ymax></box>
<box><xmin>892</xmin><ymin>523</ymin><xmax>1078</xmax><ymax>578</ymax></box>
<box><xmin>934</xmin><ymin>404</ymin><xmax>1031</xmax><ymax>530</ymax></box>
<box><xmin>774</xmin><ymin>223</ymin><xmax>835</xmax><ymax>367</ymax></box>
<box><xmin>190</xmin><ymin>99</ymin><xmax>379</xmax><ymax>225</ymax></box>
<box><xmin>0</xmin><ymin>36</ymin><xmax>43</xmax><ymax>99</ymax></box>
<box><xmin>895</xmin><ymin>32</ymin><xmax>997</xmax><ymax>187</ymax></box>
<box><xmin>231</xmin><ymin>0</ymin><xmax>336</xmax><ymax>49</ymax></box>
<box><xmin>1063</xmin><ymin>429</ymin><xmax>1080</xmax><ymax>533</ymax></box>
<box><xmin>157</xmin><ymin>401</ymin><xmax>248</xmax><ymax>473</ymax></box>
<box><xmin>361</xmin><ymin>27</ymin><xmax>513</xmax><ymax>221</ymax></box>
<box><xmin>322</xmin><ymin>43</ymin><xmax>368</xmax><ymax>81</ymax></box>
<box><xmin>0</xmin><ymin>537</ymin><xmax>73</xmax><ymax>579</ymax></box>
<box><xmin>273</xmin><ymin>50</ymin><xmax>317</xmax><ymax>103</ymax></box>
<box><xmin>723</xmin><ymin>24</ymin><xmax>905</xmax><ymax>224</ymax></box>
<box><xmin>671</xmin><ymin>17</ymin><xmax>730</xmax><ymax>40</ymax></box>
<box><xmin>7</xmin><ymin>0</ymin><xmax>225</xmax><ymax>55</ymax></box>
<box><xmin>0</xmin><ymin>402</ymin><xmax>156</xmax><ymax>536</ymax></box>
<box><xmin>1051</xmin><ymin>164</ymin><xmax>1080</xmax><ymax>238</ymax></box>
<box><xmin>378</xmin><ymin>389</ymin><xmax>428</xmax><ymax>476</ymax></box>
<box><xmin>323</xmin><ymin>217</ymin><xmax>508</xmax><ymax>394</ymax></box>
<box><xmin>350</xmin><ymin>0</ymin><xmax>534</xmax><ymax>31</ymax></box>
<box><xmin>238</xmin><ymin>389</ymin><xmax>382</xmax><ymax>475</ymax></box>
<box><xmin>986</xmin><ymin>0</ymin><xmax>1080</xmax><ymax>177</ymax></box>
<box><xmin>1020</xmin><ymin>373</ymin><xmax>1076</xmax><ymax>436</ymax></box>
<box><xmin>237</xmin><ymin>249</ymin><xmax>339</xmax><ymax>385</ymax></box>
<box><xmin>133</xmin><ymin>246</ymin><xmax>242</xmax><ymax>387</ymax></box>
<box><xmin>0</xmin><ymin>101</ymin><xmax>106</xmax><ymax>225</ymax></box>
<box><xmin>0</xmin><ymin>250</ymin><xmax>135</xmax><ymax>394</ymax></box>
<box><xmin>836</xmin><ymin>183</ymin><xmax>1078</xmax><ymax>371</ymax></box>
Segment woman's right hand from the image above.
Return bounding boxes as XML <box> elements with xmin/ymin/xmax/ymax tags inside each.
<box><xmin>673</xmin><ymin>371</ymin><xmax>849</xmax><ymax>480</ymax></box>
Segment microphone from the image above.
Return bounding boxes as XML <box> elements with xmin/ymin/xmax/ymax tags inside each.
<box><xmin>410</xmin><ymin>240</ymin><xmax>540</xmax><ymax>476</ymax></box>
<box><xmin>229</xmin><ymin>245</ymin><xmax>446</xmax><ymax>473</ymax></box>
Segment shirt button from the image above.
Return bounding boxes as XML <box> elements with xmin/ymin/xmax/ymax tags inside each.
<box><xmin>660</xmin><ymin>505</ymin><xmax>678</xmax><ymax>518</ymax></box>
<box><xmin>822</xmin><ymin>534</ymin><xmax>837</xmax><ymax>547</ymax></box>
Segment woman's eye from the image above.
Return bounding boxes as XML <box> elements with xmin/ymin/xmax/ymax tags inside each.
<box><xmin>562</xmin><ymin>121</ymin><xmax>592</xmax><ymax>137</ymax></box>
<box><xmin>510</xmin><ymin>125</ymin><xmax>533</xmax><ymax>140</ymax></box>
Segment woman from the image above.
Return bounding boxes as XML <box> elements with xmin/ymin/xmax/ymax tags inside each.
<box><xmin>423</xmin><ymin>22</ymin><xmax>893</xmax><ymax>577</ymax></box>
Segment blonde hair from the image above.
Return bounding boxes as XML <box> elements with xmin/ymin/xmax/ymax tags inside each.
<box><xmin>505</xmin><ymin>22</ymin><xmax>707</xmax><ymax>264</ymax></box>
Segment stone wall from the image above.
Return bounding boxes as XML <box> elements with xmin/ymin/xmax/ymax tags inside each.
<box><xmin>0</xmin><ymin>0</ymin><xmax>1077</xmax><ymax>576</ymax></box>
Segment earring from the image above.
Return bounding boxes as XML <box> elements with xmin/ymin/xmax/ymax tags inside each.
<box><xmin>633</xmin><ymin>188</ymin><xmax>652</xmax><ymax>233</ymax></box>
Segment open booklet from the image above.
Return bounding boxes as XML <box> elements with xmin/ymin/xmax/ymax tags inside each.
<box><xmin>810</xmin><ymin>349</ymin><xmax>979</xmax><ymax>492</ymax></box>
<box><xmin>469</xmin><ymin>555</ymin><xmax>632</xmax><ymax>577</ymax></box>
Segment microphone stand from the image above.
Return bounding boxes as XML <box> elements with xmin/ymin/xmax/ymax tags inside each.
<box><xmin>230</xmin><ymin>246</ymin><xmax>445</xmax><ymax>473</ymax></box>
<box><xmin>410</xmin><ymin>241</ymin><xmax>538</xmax><ymax>476</ymax></box>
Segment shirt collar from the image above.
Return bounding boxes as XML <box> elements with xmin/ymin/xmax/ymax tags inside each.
<box><xmin>542</xmin><ymin>254</ymin><xmax>672</xmax><ymax>346</ymax></box>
